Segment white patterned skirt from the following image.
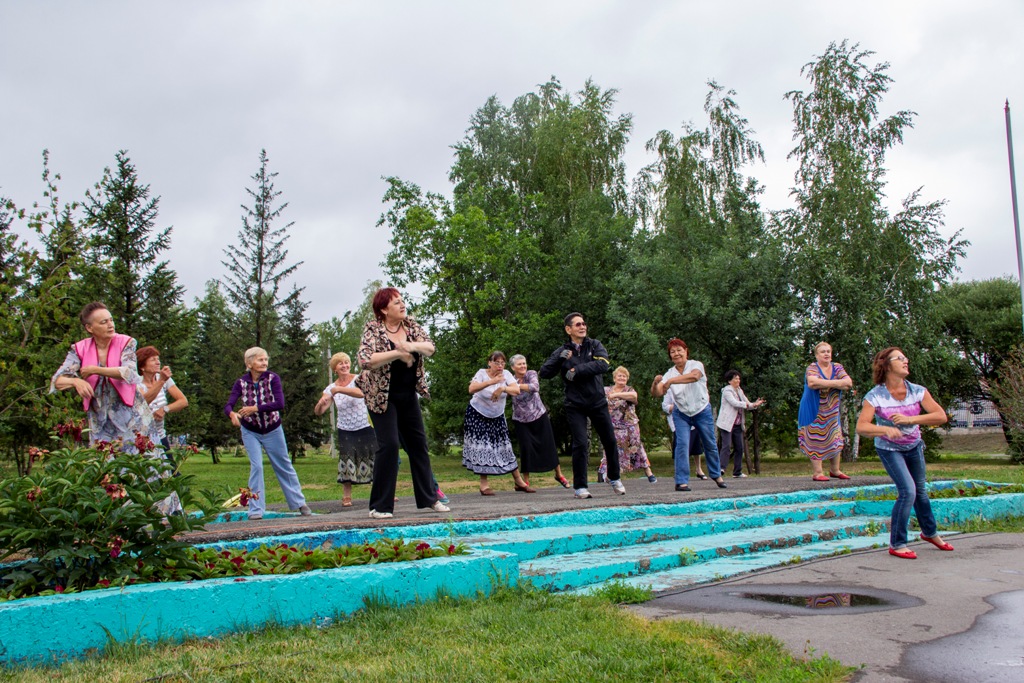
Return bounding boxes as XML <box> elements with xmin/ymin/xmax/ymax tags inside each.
<box><xmin>462</xmin><ymin>404</ymin><xmax>518</xmax><ymax>475</ymax></box>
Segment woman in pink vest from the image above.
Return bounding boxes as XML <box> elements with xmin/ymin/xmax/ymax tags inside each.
<box><xmin>50</xmin><ymin>301</ymin><xmax>161</xmax><ymax>449</ymax></box>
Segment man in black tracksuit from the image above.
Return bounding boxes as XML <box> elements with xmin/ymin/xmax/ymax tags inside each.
<box><xmin>539</xmin><ymin>312</ymin><xmax>625</xmax><ymax>498</ymax></box>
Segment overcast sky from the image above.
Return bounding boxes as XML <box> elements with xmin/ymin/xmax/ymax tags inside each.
<box><xmin>2</xmin><ymin>1</ymin><xmax>1022</xmax><ymax>324</ymax></box>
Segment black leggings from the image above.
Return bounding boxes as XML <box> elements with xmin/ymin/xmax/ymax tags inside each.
<box><xmin>368</xmin><ymin>392</ymin><xmax>438</xmax><ymax>513</ymax></box>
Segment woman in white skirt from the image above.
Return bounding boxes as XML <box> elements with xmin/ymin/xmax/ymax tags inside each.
<box><xmin>463</xmin><ymin>351</ymin><xmax>535</xmax><ymax>495</ymax></box>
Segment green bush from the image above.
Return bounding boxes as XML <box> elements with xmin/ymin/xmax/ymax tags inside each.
<box><xmin>0</xmin><ymin>443</ymin><xmax>211</xmax><ymax>600</ymax></box>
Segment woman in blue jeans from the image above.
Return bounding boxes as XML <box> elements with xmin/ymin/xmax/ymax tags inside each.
<box><xmin>224</xmin><ymin>347</ymin><xmax>311</xmax><ymax>521</ymax></box>
<box><xmin>651</xmin><ymin>338</ymin><xmax>727</xmax><ymax>492</ymax></box>
<box><xmin>856</xmin><ymin>347</ymin><xmax>953</xmax><ymax>559</ymax></box>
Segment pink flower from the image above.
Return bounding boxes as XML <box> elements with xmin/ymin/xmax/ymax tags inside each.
<box><xmin>134</xmin><ymin>433</ymin><xmax>156</xmax><ymax>453</ymax></box>
<box><xmin>104</xmin><ymin>483</ymin><xmax>127</xmax><ymax>500</ymax></box>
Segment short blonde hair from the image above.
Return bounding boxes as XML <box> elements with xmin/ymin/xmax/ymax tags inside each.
<box><xmin>613</xmin><ymin>365</ymin><xmax>630</xmax><ymax>380</ymax></box>
<box><xmin>813</xmin><ymin>341</ymin><xmax>832</xmax><ymax>355</ymax></box>
<box><xmin>330</xmin><ymin>352</ymin><xmax>351</xmax><ymax>372</ymax></box>
<box><xmin>244</xmin><ymin>347</ymin><xmax>268</xmax><ymax>367</ymax></box>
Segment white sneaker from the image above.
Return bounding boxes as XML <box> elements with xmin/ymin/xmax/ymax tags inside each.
<box><xmin>733</xmin><ymin>473</ymin><xmax>747</xmax><ymax>478</ymax></box>
<box><xmin>369</xmin><ymin>509</ymin><xmax>393</xmax><ymax>519</ymax></box>
<box><xmin>574</xmin><ymin>488</ymin><xmax>593</xmax><ymax>499</ymax></box>
<box><xmin>609</xmin><ymin>479</ymin><xmax>626</xmax><ymax>495</ymax></box>
<box><xmin>428</xmin><ymin>501</ymin><xmax>450</xmax><ymax>513</ymax></box>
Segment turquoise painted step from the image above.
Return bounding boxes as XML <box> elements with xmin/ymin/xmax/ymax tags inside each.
<box><xmin>571</xmin><ymin>532</ymin><xmax>894</xmax><ymax>594</ymax></box>
<box><xmin>520</xmin><ymin>515</ymin><xmax>886</xmax><ymax>592</ymax></box>
<box><xmin>450</xmin><ymin>500</ymin><xmax>862</xmax><ymax>561</ymax></box>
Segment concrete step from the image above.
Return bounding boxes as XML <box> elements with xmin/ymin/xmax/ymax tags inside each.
<box><xmin>520</xmin><ymin>515</ymin><xmax>885</xmax><ymax>592</ymax></box>
<box><xmin>455</xmin><ymin>500</ymin><xmax>862</xmax><ymax>561</ymax></box>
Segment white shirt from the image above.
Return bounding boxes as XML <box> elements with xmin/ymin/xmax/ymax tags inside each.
<box><xmin>469</xmin><ymin>369</ymin><xmax>517</xmax><ymax>419</ymax></box>
<box><xmin>147</xmin><ymin>377</ymin><xmax>175</xmax><ymax>438</ymax></box>
<box><xmin>324</xmin><ymin>376</ymin><xmax>371</xmax><ymax>431</ymax></box>
<box><xmin>663</xmin><ymin>360</ymin><xmax>709</xmax><ymax>417</ymax></box>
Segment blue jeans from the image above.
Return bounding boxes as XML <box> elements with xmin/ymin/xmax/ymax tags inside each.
<box><xmin>877</xmin><ymin>442</ymin><xmax>937</xmax><ymax>548</ymax></box>
<box><xmin>672</xmin><ymin>404</ymin><xmax>722</xmax><ymax>484</ymax></box>
<box><xmin>240</xmin><ymin>425</ymin><xmax>307</xmax><ymax>516</ymax></box>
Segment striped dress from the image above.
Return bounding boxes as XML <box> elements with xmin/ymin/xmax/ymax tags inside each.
<box><xmin>797</xmin><ymin>362</ymin><xmax>848</xmax><ymax>461</ymax></box>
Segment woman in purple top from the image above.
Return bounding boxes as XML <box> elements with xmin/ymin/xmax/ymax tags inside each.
<box><xmin>510</xmin><ymin>354</ymin><xmax>569</xmax><ymax>488</ymax></box>
<box><xmin>224</xmin><ymin>346</ymin><xmax>311</xmax><ymax>521</ymax></box>
<box><xmin>856</xmin><ymin>347</ymin><xmax>952</xmax><ymax>560</ymax></box>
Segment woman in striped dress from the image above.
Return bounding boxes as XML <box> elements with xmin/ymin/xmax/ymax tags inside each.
<box><xmin>797</xmin><ymin>342</ymin><xmax>853</xmax><ymax>481</ymax></box>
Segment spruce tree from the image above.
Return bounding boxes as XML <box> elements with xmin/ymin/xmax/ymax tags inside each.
<box><xmin>275</xmin><ymin>288</ymin><xmax>324</xmax><ymax>459</ymax></box>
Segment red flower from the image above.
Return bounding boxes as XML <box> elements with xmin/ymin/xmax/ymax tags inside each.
<box><xmin>54</xmin><ymin>585</ymin><xmax>64</xmax><ymax>593</ymax></box>
<box><xmin>104</xmin><ymin>483</ymin><xmax>127</xmax><ymax>500</ymax></box>
<box><xmin>186</xmin><ymin>443</ymin><xmax>200</xmax><ymax>454</ymax></box>
<box><xmin>365</xmin><ymin>546</ymin><xmax>379</xmax><ymax>558</ymax></box>
<box><xmin>230</xmin><ymin>557</ymin><xmax>245</xmax><ymax>568</ymax></box>
<box><xmin>304</xmin><ymin>551</ymin><xmax>314</xmax><ymax>556</ymax></box>
<box><xmin>416</xmin><ymin>542</ymin><xmax>431</xmax><ymax>552</ymax></box>
<box><xmin>25</xmin><ymin>486</ymin><xmax>42</xmax><ymax>502</ymax></box>
<box><xmin>108</xmin><ymin>536</ymin><xmax>124</xmax><ymax>559</ymax></box>
<box><xmin>447</xmin><ymin>544</ymin><xmax>456</xmax><ymax>555</ymax></box>
<box><xmin>238</xmin><ymin>487</ymin><xmax>259</xmax><ymax>507</ymax></box>
<box><xmin>94</xmin><ymin>440</ymin><xmax>112</xmax><ymax>454</ymax></box>
<box><xmin>97</xmin><ymin>579</ymin><xmax>111</xmax><ymax>588</ymax></box>
<box><xmin>134</xmin><ymin>433</ymin><xmax>155</xmax><ymax>452</ymax></box>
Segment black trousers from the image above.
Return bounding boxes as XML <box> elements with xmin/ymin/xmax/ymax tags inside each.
<box><xmin>368</xmin><ymin>392</ymin><xmax>438</xmax><ymax>513</ymax></box>
<box><xmin>719</xmin><ymin>425</ymin><xmax>745</xmax><ymax>476</ymax></box>
<box><xmin>566</xmin><ymin>404</ymin><xmax>620</xmax><ymax>489</ymax></box>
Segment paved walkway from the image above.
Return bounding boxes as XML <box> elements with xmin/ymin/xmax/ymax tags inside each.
<box><xmin>181</xmin><ymin>474</ymin><xmax>893</xmax><ymax>544</ymax></box>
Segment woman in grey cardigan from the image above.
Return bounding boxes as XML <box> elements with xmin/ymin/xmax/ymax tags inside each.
<box><xmin>716</xmin><ymin>370</ymin><xmax>764</xmax><ymax>478</ymax></box>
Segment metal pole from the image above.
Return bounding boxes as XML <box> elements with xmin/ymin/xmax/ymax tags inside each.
<box><xmin>1006</xmin><ymin>100</ymin><xmax>1024</xmax><ymax>335</ymax></box>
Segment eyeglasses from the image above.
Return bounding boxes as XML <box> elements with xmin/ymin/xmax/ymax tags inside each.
<box><xmin>490</xmin><ymin>359</ymin><xmax>506</xmax><ymax>365</ymax></box>
<box><xmin>889</xmin><ymin>355</ymin><xmax>908</xmax><ymax>363</ymax></box>
<box><xmin>572</xmin><ymin>321</ymin><xmax>587</xmax><ymax>327</ymax></box>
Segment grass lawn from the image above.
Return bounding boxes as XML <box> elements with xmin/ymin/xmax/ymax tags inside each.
<box><xmin>0</xmin><ymin>586</ymin><xmax>853</xmax><ymax>683</ymax></box>
<box><xmin>177</xmin><ymin>431</ymin><xmax>1023</xmax><ymax>508</ymax></box>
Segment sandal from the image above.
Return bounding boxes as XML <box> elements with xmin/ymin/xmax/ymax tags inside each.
<box><xmin>555</xmin><ymin>474</ymin><xmax>571</xmax><ymax>488</ymax></box>
<box><xmin>695</xmin><ymin>473</ymin><xmax>709</xmax><ymax>480</ymax></box>
<box><xmin>514</xmin><ymin>483</ymin><xmax>537</xmax><ymax>493</ymax></box>
<box><xmin>341</xmin><ymin>497</ymin><xmax>353</xmax><ymax>507</ymax></box>
<box><xmin>675</xmin><ymin>484</ymin><xmax>691</xmax><ymax>492</ymax></box>
<box><xmin>479</xmin><ymin>487</ymin><xmax>496</xmax><ymax>496</ymax></box>
<box><xmin>888</xmin><ymin>547</ymin><xmax>917</xmax><ymax>560</ymax></box>
<box><xmin>829</xmin><ymin>472</ymin><xmax>851</xmax><ymax>480</ymax></box>
<box><xmin>920</xmin><ymin>534</ymin><xmax>954</xmax><ymax>551</ymax></box>
<box><xmin>812</xmin><ymin>475</ymin><xmax>830</xmax><ymax>482</ymax></box>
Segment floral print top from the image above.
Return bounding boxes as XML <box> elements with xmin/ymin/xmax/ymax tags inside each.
<box><xmin>511</xmin><ymin>370</ymin><xmax>548</xmax><ymax>423</ymax></box>
<box><xmin>356</xmin><ymin>318</ymin><xmax>432</xmax><ymax>413</ymax></box>
<box><xmin>606</xmin><ymin>385</ymin><xmax>640</xmax><ymax>427</ymax></box>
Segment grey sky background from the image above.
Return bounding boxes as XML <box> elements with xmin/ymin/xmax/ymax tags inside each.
<box><xmin>2</xmin><ymin>1</ymin><xmax>1022</xmax><ymax>325</ymax></box>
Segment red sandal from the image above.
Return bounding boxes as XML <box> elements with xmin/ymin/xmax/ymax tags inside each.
<box><xmin>812</xmin><ymin>475</ymin><xmax>830</xmax><ymax>482</ymax></box>
<box><xmin>920</xmin><ymin>534</ymin><xmax>954</xmax><ymax>551</ymax></box>
<box><xmin>829</xmin><ymin>472</ymin><xmax>851</xmax><ymax>480</ymax></box>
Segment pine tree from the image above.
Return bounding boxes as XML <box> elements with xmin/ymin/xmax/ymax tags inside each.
<box><xmin>275</xmin><ymin>288</ymin><xmax>324</xmax><ymax>460</ymax></box>
<box><xmin>221</xmin><ymin>149</ymin><xmax>301</xmax><ymax>354</ymax></box>
<box><xmin>85</xmin><ymin>151</ymin><xmax>185</xmax><ymax>353</ymax></box>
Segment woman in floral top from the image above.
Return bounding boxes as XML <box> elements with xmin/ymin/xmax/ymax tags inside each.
<box><xmin>356</xmin><ymin>287</ymin><xmax>448</xmax><ymax>519</ymax></box>
<box><xmin>510</xmin><ymin>354</ymin><xmax>569</xmax><ymax>488</ymax></box>
<box><xmin>598</xmin><ymin>366</ymin><xmax>657</xmax><ymax>483</ymax></box>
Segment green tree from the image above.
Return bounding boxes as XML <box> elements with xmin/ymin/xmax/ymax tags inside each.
<box><xmin>618</xmin><ymin>82</ymin><xmax>801</xmax><ymax>463</ymax></box>
<box><xmin>379</xmin><ymin>78</ymin><xmax>635</xmax><ymax>452</ymax></box>
<box><xmin>778</xmin><ymin>41</ymin><xmax>967</xmax><ymax>457</ymax></box>
<box><xmin>185</xmin><ymin>281</ymin><xmax>241</xmax><ymax>462</ymax></box>
<box><xmin>222</xmin><ymin>149</ymin><xmax>301</xmax><ymax>353</ymax></box>
<box><xmin>937</xmin><ymin>277</ymin><xmax>1024</xmax><ymax>450</ymax></box>
<box><xmin>84</xmin><ymin>151</ymin><xmax>186</xmax><ymax>356</ymax></box>
<box><xmin>0</xmin><ymin>154</ymin><xmax>91</xmax><ymax>472</ymax></box>
<box><xmin>275</xmin><ymin>288</ymin><xmax>324</xmax><ymax>459</ymax></box>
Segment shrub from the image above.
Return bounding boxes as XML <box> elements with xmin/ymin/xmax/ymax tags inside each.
<box><xmin>0</xmin><ymin>443</ymin><xmax>212</xmax><ymax>600</ymax></box>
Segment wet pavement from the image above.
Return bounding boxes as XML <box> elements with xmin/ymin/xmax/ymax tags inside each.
<box><xmin>630</xmin><ymin>532</ymin><xmax>1024</xmax><ymax>682</ymax></box>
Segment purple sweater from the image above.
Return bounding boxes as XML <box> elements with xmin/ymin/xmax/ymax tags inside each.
<box><xmin>224</xmin><ymin>371</ymin><xmax>285</xmax><ymax>434</ymax></box>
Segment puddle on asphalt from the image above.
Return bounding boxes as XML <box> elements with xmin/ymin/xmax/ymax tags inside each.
<box><xmin>735</xmin><ymin>591</ymin><xmax>888</xmax><ymax>609</ymax></box>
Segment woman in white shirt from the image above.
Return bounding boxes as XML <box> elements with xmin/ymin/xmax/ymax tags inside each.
<box><xmin>716</xmin><ymin>369</ymin><xmax>764</xmax><ymax>478</ymax></box>
<box><xmin>138</xmin><ymin>345</ymin><xmax>189</xmax><ymax>451</ymax></box>
<box><xmin>315</xmin><ymin>352</ymin><xmax>375</xmax><ymax>507</ymax></box>
<box><xmin>651</xmin><ymin>338</ymin><xmax>728</xmax><ymax>492</ymax></box>
<box><xmin>462</xmin><ymin>351</ymin><xmax>535</xmax><ymax>495</ymax></box>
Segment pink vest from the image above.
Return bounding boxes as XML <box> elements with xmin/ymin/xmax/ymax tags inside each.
<box><xmin>73</xmin><ymin>333</ymin><xmax>137</xmax><ymax>411</ymax></box>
